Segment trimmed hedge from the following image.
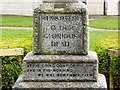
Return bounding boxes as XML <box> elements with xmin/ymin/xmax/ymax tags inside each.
<box><xmin>95</xmin><ymin>35</ymin><xmax>119</xmax><ymax>88</ymax></box>
<box><xmin>110</xmin><ymin>55</ymin><xmax>120</xmax><ymax>88</ymax></box>
<box><xmin>2</xmin><ymin>56</ymin><xmax>22</xmax><ymax>89</ymax></box>
<box><xmin>1</xmin><ymin>38</ymin><xmax>33</xmax><ymax>89</ymax></box>
<box><xmin>0</xmin><ymin>57</ymin><xmax>1</xmax><ymax>90</ymax></box>
<box><xmin>1</xmin><ymin>35</ymin><xmax>119</xmax><ymax>89</ymax></box>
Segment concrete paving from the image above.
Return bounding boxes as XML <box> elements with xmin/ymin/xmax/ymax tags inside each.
<box><xmin>0</xmin><ymin>26</ymin><xmax>119</xmax><ymax>32</ymax></box>
<box><xmin>88</xmin><ymin>27</ymin><xmax>119</xmax><ymax>32</ymax></box>
<box><xmin>0</xmin><ymin>26</ymin><xmax>33</xmax><ymax>30</ymax></box>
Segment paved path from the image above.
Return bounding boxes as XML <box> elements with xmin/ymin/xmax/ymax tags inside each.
<box><xmin>0</xmin><ymin>26</ymin><xmax>119</xmax><ymax>32</ymax></box>
<box><xmin>88</xmin><ymin>27</ymin><xmax>119</xmax><ymax>32</ymax></box>
<box><xmin>0</xmin><ymin>26</ymin><xmax>33</xmax><ymax>30</ymax></box>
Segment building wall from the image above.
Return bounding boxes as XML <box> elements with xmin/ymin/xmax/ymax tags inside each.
<box><xmin>0</xmin><ymin>0</ymin><xmax>119</xmax><ymax>16</ymax></box>
<box><xmin>106</xmin><ymin>0</ymin><xmax>119</xmax><ymax>15</ymax></box>
<box><xmin>87</xmin><ymin>0</ymin><xmax>104</xmax><ymax>15</ymax></box>
<box><xmin>0</xmin><ymin>0</ymin><xmax>41</xmax><ymax>16</ymax></box>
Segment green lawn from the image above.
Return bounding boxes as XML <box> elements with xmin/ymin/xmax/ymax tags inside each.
<box><xmin>1</xmin><ymin>16</ymin><xmax>33</xmax><ymax>27</ymax></box>
<box><xmin>1</xmin><ymin>29</ymin><xmax>33</xmax><ymax>38</ymax></box>
<box><xmin>89</xmin><ymin>17</ymin><xmax>119</xmax><ymax>30</ymax></box>
<box><xmin>89</xmin><ymin>31</ymin><xmax>118</xmax><ymax>51</ymax></box>
<box><xmin>1</xmin><ymin>16</ymin><xmax>119</xmax><ymax>30</ymax></box>
<box><xmin>1</xmin><ymin>29</ymin><xmax>118</xmax><ymax>51</ymax></box>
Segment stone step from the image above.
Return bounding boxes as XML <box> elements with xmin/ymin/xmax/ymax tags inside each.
<box><xmin>13</xmin><ymin>74</ymin><xmax>107</xmax><ymax>88</ymax></box>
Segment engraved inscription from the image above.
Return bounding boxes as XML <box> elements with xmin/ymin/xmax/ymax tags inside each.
<box><xmin>26</xmin><ymin>63</ymin><xmax>94</xmax><ymax>81</ymax></box>
<box><xmin>40</xmin><ymin>14</ymin><xmax>83</xmax><ymax>54</ymax></box>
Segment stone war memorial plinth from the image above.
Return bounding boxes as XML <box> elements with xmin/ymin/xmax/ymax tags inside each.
<box><xmin>13</xmin><ymin>0</ymin><xmax>107</xmax><ymax>89</ymax></box>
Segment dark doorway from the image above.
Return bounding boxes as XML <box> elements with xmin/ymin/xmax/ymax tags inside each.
<box><xmin>104</xmin><ymin>0</ymin><xmax>106</xmax><ymax>15</ymax></box>
<box><xmin>118</xmin><ymin>1</ymin><xmax>120</xmax><ymax>15</ymax></box>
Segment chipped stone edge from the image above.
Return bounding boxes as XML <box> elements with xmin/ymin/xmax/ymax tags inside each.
<box><xmin>13</xmin><ymin>74</ymin><xmax>107</xmax><ymax>89</ymax></box>
<box><xmin>43</xmin><ymin>0</ymin><xmax>79</xmax><ymax>3</ymax></box>
<box><xmin>23</xmin><ymin>51</ymin><xmax>98</xmax><ymax>63</ymax></box>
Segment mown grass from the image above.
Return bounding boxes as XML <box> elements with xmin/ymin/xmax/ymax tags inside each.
<box><xmin>1</xmin><ymin>29</ymin><xmax>118</xmax><ymax>51</ymax></box>
<box><xmin>1</xmin><ymin>16</ymin><xmax>119</xmax><ymax>30</ymax></box>
<box><xmin>89</xmin><ymin>31</ymin><xmax>118</xmax><ymax>51</ymax></box>
<box><xmin>1</xmin><ymin>16</ymin><xmax>33</xmax><ymax>27</ymax></box>
<box><xmin>89</xmin><ymin>17</ymin><xmax>119</xmax><ymax>30</ymax></box>
<box><xmin>1</xmin><ymin>29</ymin><xmax>33</xmax><ymax>38</ymax></box>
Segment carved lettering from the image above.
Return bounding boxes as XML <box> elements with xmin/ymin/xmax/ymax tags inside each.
<box><xmin>59</xmin><ymin>25</ymin><xmax>74</xmax><ymax>31</ymax></box>
<box><xmin>27</xmin><ymin>63</ymin><xmax>94</xmax><ymax>80</ymax></box>
<box><xmin>61</xmin><ymin>42</ymin><xmax>69</xmax><ymax>47</ymax></box>
<box><xmin>39</xmin><ymin>14</ymin><xmax>83</xmax><ymax>54</ymax></box>
<box><xmin>51</xmin><ymin>41</ymin><xmax>59</xmax><ymax>47</ymax></box>
<box><xmin>51</xmin><ymin>25</ymin><xmax>56</xmax><ymax>31</ymax></box>
<box><xmin>40</xmin><ymin>15</ymin><xmax>81</xmax><ymax>21</ymax></box>
<box><xmin>43</xmin><ymin>34</ymin><xmax>77</xmax><ymax>39</ymax></box>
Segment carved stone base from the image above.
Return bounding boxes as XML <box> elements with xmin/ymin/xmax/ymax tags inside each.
<box><xmin>22</xmin><ymin>51</ymin><xmax>98</xmax><ymax>82</ymax></box>
<box><xmin>13</xmin><ymin>74</ymin><xmax>107</xmax><ymax>89</ymax></box>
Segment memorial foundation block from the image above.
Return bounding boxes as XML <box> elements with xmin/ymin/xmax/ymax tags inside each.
<box><xmin>13</xmin><ymin>0</ymin><xmax>107</xmax><ymax>89</ymax></box>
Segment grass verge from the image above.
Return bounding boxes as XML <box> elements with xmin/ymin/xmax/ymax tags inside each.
<box><xmin>1</xmin><ymin>29</ymin><xmax>118</xmax><ymax>51</ymax></box>
<box><xmin>1</xmin><ymin>16</ymin><xmax>119</xmax><ymax>30</ymax></box>
<box><xmin>89</xmin><ymin>17</ymin><xmax>119</xmax><ymax>30</ymax></box>
<box><xmin>1</xmin><ymin>16</ymin><xmax>33</xmax><ymax>27</ymax></box>
<box><xmin>1</xmin><ymin>29</ymin><xmax>33</xmax><ymax>38</ymax></box>
<box><xmin>89</xmin><ymin>31</ymin><xmax>118</xmax><ymax>51</ymax></box>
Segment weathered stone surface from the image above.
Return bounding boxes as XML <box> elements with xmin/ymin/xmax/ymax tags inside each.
<box><xmin>13</xmin><ymin>0</ymin><xmax>107</xmax><ymax>89</ymax></box>
<box><xmin>22</xmin><ymin>51</ymin><xmax>98</xmax><ymax>81</ymax></box>
<box><xmin>43</xmin><ymin>0</ymin><xmax>80</xmax><ymax>3</ymax></box>
<box><xmin>33</xmin><ymin>0</ymin><xmax>89</xmax><ymax>55</ymax></box>
<box><xmin>13</xmin><ymin>74</ymin><xmax>107</xmax><ymax>89</ymax></box>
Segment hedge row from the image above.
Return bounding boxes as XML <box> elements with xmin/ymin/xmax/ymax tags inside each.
<box><xmin>0</xmin><ymin>57</ymin><xmax>1</xmax><ymax>90</ymax></box>
<box><xmin>1</xmin><ymin>38</ymin><xmax>33</xmax><ymax>89</ymax></box>
<box><xmin>95</xmin><ymin>35</ymin><xmax>119</xmax><ymax>88</ymax></box>
<box><xmin>1</xmin><ymin>35</ymin><xmax>119</xmax><ymax>89</ymax></box>
<box><xmin>110</xmin><ymin>55</ymin><xmax>120</xmax><ymax>88</ymax></box>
